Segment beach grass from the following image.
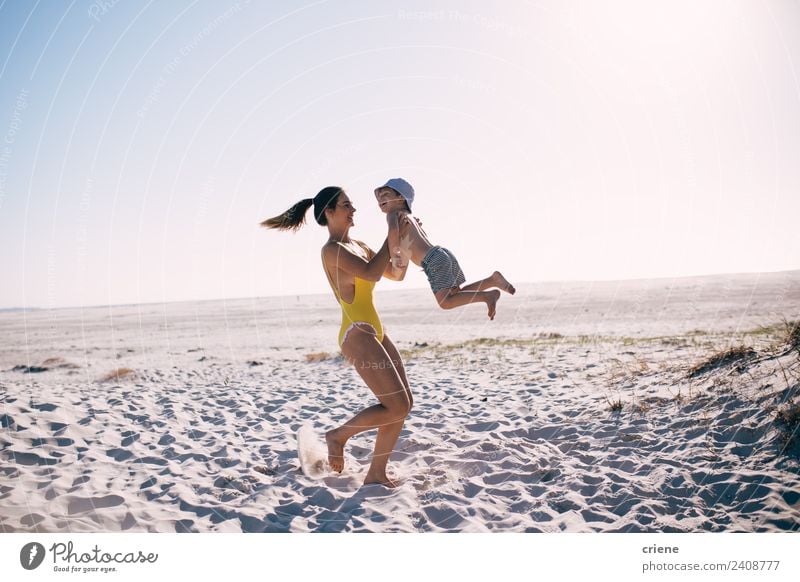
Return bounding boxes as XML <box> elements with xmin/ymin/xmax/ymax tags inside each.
<box><xmin>97</xmin><ymin>367</ymin><xmax>136</xmax><ymax>382</ymax></box>
<box><xmin>687</xmin><ymin>346</ymin><xmax>758</xmax><ymax>378</ymax></box>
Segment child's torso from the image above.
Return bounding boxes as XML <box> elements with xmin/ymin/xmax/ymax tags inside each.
<box><xmin>397</xmin><ymin>211</ymin><xmax>435</xmax><ymax>265</ymax></box>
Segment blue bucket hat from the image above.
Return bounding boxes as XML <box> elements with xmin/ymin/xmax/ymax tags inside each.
<box><xmin>375</xmin><ymin>177</ymin><xmax>415</xmax><ymax>211</ymax></box>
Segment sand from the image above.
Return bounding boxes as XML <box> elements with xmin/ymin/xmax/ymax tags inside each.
<box><xmin>1</xmin><ymin>270</ymin><xmax>799</xmax><ymax>532</ymax></box>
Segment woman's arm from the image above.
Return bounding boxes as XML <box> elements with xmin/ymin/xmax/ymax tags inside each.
<box><xmin>323</xmin><ymin>239</ymin><xmax>390</xmax><ymax>283</ymax></box>
<box><xmin>383</xmin><ymin>245</ymin><xmax>408</xmax><ymax>281</ymax></box>
<box><xmin>387</xmin><ymin>211</ymin><xmax>404</xmax><ymax>267</ymax></box>
<box><xmin>383</xmin><ymin>262</ymin><xmax>407</xmax><ymax>281</ymax></box>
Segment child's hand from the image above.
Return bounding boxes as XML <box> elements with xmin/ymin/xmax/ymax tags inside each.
<box><xmin>406</xmin><ymin>215</ymin><xmax>426</xmax><ymax>235</ymax></box>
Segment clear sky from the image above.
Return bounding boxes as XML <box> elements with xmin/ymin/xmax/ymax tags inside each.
<box><xmin>1</xmin><ymin>0</ymin><xmax>799</xmax><ymax>309</ymax></box>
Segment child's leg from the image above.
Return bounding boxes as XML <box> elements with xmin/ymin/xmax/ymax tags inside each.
<box><xmin>461</xmin><ymin>271</ymin><xmax>516</xmax><ymax>295</ymax></box>
<box><xmin>435</xmin><ymin>287</ymin><xmax>500</xmax><ymax>319</ymax></box>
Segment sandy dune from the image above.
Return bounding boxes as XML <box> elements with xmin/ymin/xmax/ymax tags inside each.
<box><xmin>1</xmin><ymin>270</ymin><xmax>798</xmax><ymax>532</ymax></box>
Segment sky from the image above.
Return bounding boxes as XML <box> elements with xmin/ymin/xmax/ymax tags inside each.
<box><xmin>1</xmin><ymin>0</ymin><xmax>799</xmax><ymax>309</ymax></box>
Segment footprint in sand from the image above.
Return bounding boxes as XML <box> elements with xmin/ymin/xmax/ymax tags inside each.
<box><xmin>66</xmin><ymin>494</ymin><xmax>125</xmax><ymax>515</ymax></box>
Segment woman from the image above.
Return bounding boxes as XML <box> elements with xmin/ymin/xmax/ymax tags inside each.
<box><xmin>261</xmin><ymin>186</ymin><xmax>413</xmax><ymax>488</ymax></box>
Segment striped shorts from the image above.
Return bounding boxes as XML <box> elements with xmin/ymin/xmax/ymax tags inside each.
<box><xmin>421</xmin><ymin>246</ymin><xmax>466</xmax><ymax>293</ymax></box>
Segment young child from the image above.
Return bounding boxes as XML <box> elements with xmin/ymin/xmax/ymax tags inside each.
<box><xmin>374</xmin><ymin>177</ymin><xmax>515</xmax><ymax>320</ymax></box>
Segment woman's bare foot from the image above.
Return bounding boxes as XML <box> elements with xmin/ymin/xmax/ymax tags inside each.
<box><xmin>325</xmin><ymin>429</ymin><xmax>346</xmax><ymax>473</ymax></box>
<box><xmin>486</xmin><ymin>289</ymin><xmax>500</xmax><ymax>320</ymax></box>
<box><xmin>492</xmin><ymin>271</ymin><xmax>516</xmax><ymax>295</ymax></box>
<box><xmin>363</xmin><ymin>472</ymin><xmax>401</xmax><ymax>488</ymax></box>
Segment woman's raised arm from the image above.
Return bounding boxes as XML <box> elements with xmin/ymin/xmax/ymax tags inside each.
<box><xmin>383</xmin><ymin>252</ymin><xmax>408</xmax><ymax>281</ymax></box>
<box><xmin>323</xmin><ymin>239</ymin><xmax>391</xmax><ymax>282</ymax></box>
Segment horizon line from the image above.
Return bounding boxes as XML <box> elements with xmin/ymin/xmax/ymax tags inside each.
<box><xmin>1</xmin><ymin>267</ymin><xmax>797</xmax><ymax>313</ymax></box>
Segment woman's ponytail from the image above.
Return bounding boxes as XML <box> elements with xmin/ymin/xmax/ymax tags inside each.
<box><xmin>260</xmin><ymin>198</ymin><xmax>314</xmax><ymax>231</ymax></box>
<box><xmin>260</xmin><ymin>186</ymin><xmax>343</xmax><ymax>231</ymax></box>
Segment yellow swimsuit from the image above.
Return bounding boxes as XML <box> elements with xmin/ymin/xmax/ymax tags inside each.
<box><xmin>322</xmin><ymin>241</ymin><xmax>384</xmax><ymax>347</ymax></box>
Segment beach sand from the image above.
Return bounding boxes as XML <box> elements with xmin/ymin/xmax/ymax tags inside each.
<box><xmin>1</xmin><ymin>270</ymin><xmax>798</xmax><ymax>532</ymax></box>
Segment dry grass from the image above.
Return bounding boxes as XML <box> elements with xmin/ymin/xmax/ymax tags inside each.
<box><xmin>443</xmin><ymin>333</ymin><xmax>571</xmax><ymax>351</ymax></box>
<box><xmin>784</xmin><ymin>320</ymin><xmax>800</xmax><ymax>352</ymax></box>
<box><xmin>41</xmin><ymin>357</ymin><xmax>64</xmax><ymax>366</ymax></box>
<box><xmin>97</xmin><ymin>367</ymin><xmax>136</xmax><ymax>382</ymax></box>
<box><xmin>740</xmin><ymin>320</ymin><xmax>800</xmax><ymax>353</ymax></box>
<box><xmin>687</xmin><ymin>345</ymin><xmax>757</xmax><ymax>378</ymax></box>
<box><xmin>775</xmin><ymin>403</ymin><xmax>800</xmax><ymax>453</ymax></box>
<box><xmin>41</xmin><ymin>357</ymin><xmax>79</xmax><ymax>369</ymax></box>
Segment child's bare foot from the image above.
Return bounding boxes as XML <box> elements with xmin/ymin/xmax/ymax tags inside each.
<box><xmin>364</xmin><ymin>471</ymin><xmax>400</xmax><ymax>488</ymax></box>
<box><xmin>486</xmin><ymin>289</ymin><xmax>500</xmax><ymax>320</ymax></box>
<box><xmin>325</xmin><ymin>429</ymin><xmax>345</xmax><ymax>473</ymax></box>
<box><xmin>492</xmin><ymin>271</ymin><xmax>516</xmax><ymax>295</ymax></box>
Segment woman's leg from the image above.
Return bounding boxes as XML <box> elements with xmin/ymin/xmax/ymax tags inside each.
<box><xmin>325</xmin><ymin>324</ymin><xmax>411</xmax><ymax>486</ymax></box>
<box><xmin>381</xmin><ymin>333</ymin><xmax>413</xmax><ymax>409</ymax></box>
